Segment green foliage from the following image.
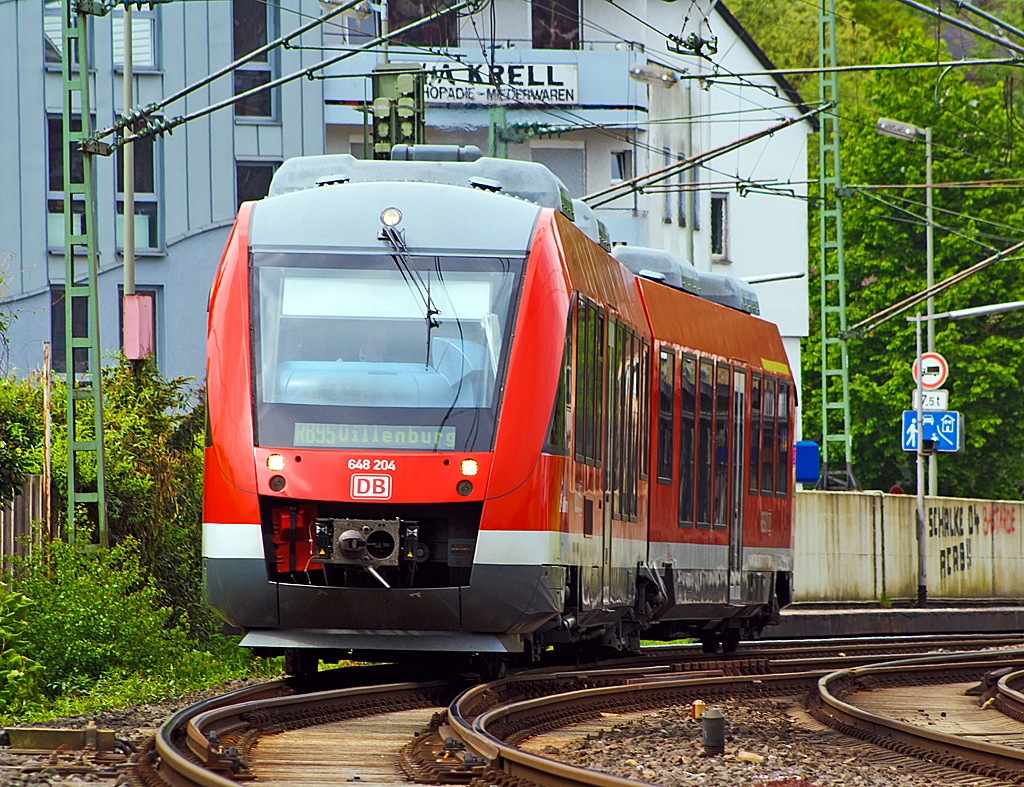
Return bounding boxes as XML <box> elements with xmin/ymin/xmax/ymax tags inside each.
<box><xmin>728</xmin><ymin>4</ymin><xmax>1024</xmax><ymax>497</ymax></box>
<box><xmin>0</xmin><ymin>593</ymin><xmax>45</xmax><ymax>712</ymax></box>
<box><xmin>0</xmin><ymin>375</ymin><xmax>43</xmax><ymax>504</ymax></box>
<box><xmin>13</xmin><ymin>536</ymin><xmax>193</xmax><ymax>692</ymax></box>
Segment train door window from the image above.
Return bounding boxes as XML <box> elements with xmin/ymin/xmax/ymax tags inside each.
<box><xmin>628</xmin><ymin>332</ymin><xmax>639</xmax><ymax>519</ymax></box>
<box><xmin>761</xmin><ymin>375</ymin><xmax>777</xmax><ymax>495</ymax></box>
<box><xmin>749</xmin><ymin>373</ymin><xmax>761</xmax><ymax>495</ymax></box>
<box><xmin>574</xmin><ymin>296</ymin><xmax>587</xmax><ymax>461</ymax></box>
<box><xmin>657</xmin><ymin>348</ymin><xmax>675</xmax><ymax>484</ymax></box>
<box><xmin>696</xmin><ymin>358</ymin><xmax>714</xmax><ymax>529</ymax></box>
<box><xmin>678</xmin><ymin>355</ymin><xmax>696</xmax><ymax>527</ymax></box>
<box><xmin>731</xmin><ymin>367</ymin><xmax>746</xmax><ymax>528</ymax></box>
<box><xmin>607</xmin><ymin>320</ymin><xmax>622</xmax><ymax>518</ymax></box>
<box><xmin>776</xmin><ymin>381</ymin><xmax>791</xmax><ymax>496</ymax></box>
<box><xmin>713</xmin><ymin>362</ymin><xmax>731</xmax><ymax>530</ymax></box>
<box><xmin>594</xmin><ymin>307</ymin><xmax>605</xmax><ymax>467</ymax></box>
<box><xmin>640</xmin><ymin>340</ymin><xmax>650</xmax><ymax>481</ymax></box>
<box><xmin>545</xmin><ymin>306</ymin><xmax>573</xmax><ymax>454</ymax></box>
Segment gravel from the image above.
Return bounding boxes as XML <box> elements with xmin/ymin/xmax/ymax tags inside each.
<box><xmin>550</xmin><ymin>696</ymin><xmax>997</xmax><ymax>786</ymax></box>
<box><xmin>0</xmin><ymin>676</ymin><xmax>276</xmax><ymax>787</ymax></box>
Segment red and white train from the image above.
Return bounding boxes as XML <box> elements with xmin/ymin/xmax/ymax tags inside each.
<box><xmin>202</xmin><ymin>146</ymin><xmax>795</xmax><ymax>672</ymax></box>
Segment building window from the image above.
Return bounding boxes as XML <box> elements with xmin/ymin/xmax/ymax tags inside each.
<box><xmin>389</xmin><ymin>0</ymin><xmax>458</xmax><ymax>47</ymax></box>
<box><xmin>113</xmin><ymin>11</ymin><xmax>156</xmax><ymax>69</ymax></box>
<box><xmin>611</xmin><ymin>150</ymin><xmax>632</xmax><ymax>182</ymax></box>
<box><xmin>233</xmin><ymin>0</ymin><xmax>275</xmax><ymax>118</ymax></box>
<box><xmin>663</xmin><ymin>147</ymin><xmax>672</xmax><ymax>224</ymax></box>
<box><xmin>236</xmin><ymin>162</ymin><xmax>278</xmax><ymax>208</ymax></box>
<box><xmin>711</xmin><ymin>192</ymin><xmax>729</xmax><ymax>260</ymax></box>
<box><xmin>677</xmin><ymin>156</ymin><xmax>687</xmax><ymax>228</ymax></box>
<box><xmin>50</xmin><ymin>286</ymin><xmax>89</xmax><ymax>374</ymax></box>
<box><xmin>43</xmin><ymin>1</ymin><xmax>63</xmax><ymax>64</ymax></box>
<box><xmin>47</xmin><ymin>115</ymin><xmax>87</xmax><ymax>249</ymax></box>
<box><xmin>532</xmin><ymin>0</ymin><xmax>579</xmax><ymax>49</ymax></box>
<box><xmin>116</xmin><ymin>134</ymin><xmax>160</xmax><ymax>250</ymax></box>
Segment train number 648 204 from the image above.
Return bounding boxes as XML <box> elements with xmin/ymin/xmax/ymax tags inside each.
<box><xmin>347</xmin><ymin>458</ymin><xmax>397</xmax><ymax>471</ymax></box>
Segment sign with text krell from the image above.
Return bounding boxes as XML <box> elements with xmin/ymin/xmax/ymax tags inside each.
<box><xmin>425</xmin><ymin>63</ymin><xmax>579</xmax><ymax>106</ymax></box>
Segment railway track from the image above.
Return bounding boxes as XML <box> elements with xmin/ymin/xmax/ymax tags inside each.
<box><xmin>119</xmin><ymin>634</ymin><xmax>1024</xmax><ymax>787</ymax></box>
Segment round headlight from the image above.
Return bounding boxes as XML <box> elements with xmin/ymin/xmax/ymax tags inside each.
<box><xmin>267</xmin><ymin>453</ymin><xmax>285</xmax><ymax>471</ymax></box>
<box><xmin>380</xmin><ymin>207</ymin><xmax>403</xmax><ymax>226</ymax></box>
<box><xmin>269</xmin><ymin>475</ymin><xmax>286</xmax><ymax>492</ymax></box>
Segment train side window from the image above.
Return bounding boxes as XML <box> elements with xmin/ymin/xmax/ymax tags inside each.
<box><xmin>585</xmin><ymin>301</ymin><xmax>597</xmax><ymax>464</ymax></box>
<box><xmin>712</xmin><ymin>362</ymin><xmax>731</xmax><ymax>530</ymax></box>
<box><xmin>761</xmin><ymin>375</ymin><xmax>776</xmax><ymax>495</ymax></box>
<box><xmin>657</xmin><ymin>348</ymin><xmax>675</xmax><ymax>483</ymax></box>
<box><xmin>776</xmin><ymin>381</ymin><xmax>791</xmax><ymax>496</ymax></box>
<box><xmin>749</xmin><ymin>373</ymin><xmax>761</xmax><ymax>494</ymax></box>
<box><xmin>678</xmin><ymin>354</ymin><xmax>696</xmax><ymax>527</ymax></box>
<box><xmin>545</xmin><ymin>305</ymin><xmax>573</xmax><ymax>454</ymax></box>
<box><xmin>626</xmin><ymin>331</ymin><xmax>638</xmax><ymax>520</ymax></box>
<box><xmin>696</xmin><ymin>358</ymin><xmax>714</xmax><ymax>528</ymax></box>
<box><xmin>731</xmin><ymin>367</ymin><xmax>746</xmax><ymax>528</ymax></box>
<box><xmin>640</xmin><ymin>340</ymin><xmax>650</xmax><ymax>481</ymax></box>
<box><xmin>574</xmin><ymin>297</ymin><xmax>587</xmax><ymax>462</ymax></box>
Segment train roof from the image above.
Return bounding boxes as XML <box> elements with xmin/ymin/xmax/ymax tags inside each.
<box><xmin>612</xmin><ymin>245</ymin><xmax>702</xmax><ymax>297</ymax></box>
<box><xmin>268</xmin><ymin>150</ymin><xmax>575</xmax><ymax>217</ymax></box>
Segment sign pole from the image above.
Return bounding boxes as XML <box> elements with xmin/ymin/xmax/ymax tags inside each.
<box><xmin>925</xmin><ymin>127</ymin><xmax>937</xmax><ymax>496</ymax></box>
<box><xmin>915</xmin><ymin>313</ymin><xmax>927</xmax><ymax>606</ymax></box>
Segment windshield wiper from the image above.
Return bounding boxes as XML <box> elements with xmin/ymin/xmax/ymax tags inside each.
<box><xmin>381</xmin><ymin>226</ymin><xmax>440</xmax><ymax>368</ymax></box>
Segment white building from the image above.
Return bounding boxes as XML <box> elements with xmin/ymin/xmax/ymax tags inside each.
<box><xmin>1</xmin><ymin>0</ymin><xmax>811</xmax><ymax>421</ymax></box>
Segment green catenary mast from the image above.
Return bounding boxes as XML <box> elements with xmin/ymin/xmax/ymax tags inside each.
<box><xmin>61</xmin><ymin>0</ymin><xmax>108</xmax><ymax>545</ymax></box>
<box><xmin>817</xmin><ymin>0</ymin><xmax>857</xmax><ymax>489</ymax></box>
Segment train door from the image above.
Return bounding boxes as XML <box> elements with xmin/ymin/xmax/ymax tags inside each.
<box><xmin>602</xmin><ymin>317</ymin><xmax>617</xmax><ymax>608</ymax></box>
<box><xmin>729</xmin><ymin>366</ymin><xmax>746</xmax><ymax>600</ymax></box>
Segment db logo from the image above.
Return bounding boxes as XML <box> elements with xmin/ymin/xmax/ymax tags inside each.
<box><xmin>351</xmin><ymin>474</ymin><xmax>392</xmax><ymax>499</ymax></box>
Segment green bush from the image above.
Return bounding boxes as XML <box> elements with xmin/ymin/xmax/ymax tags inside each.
<box><xmin>14</xmin><ymin>536</ymin><xmax>192</xmax><ymax>694</ymax></box>
<box><xmin>0</xmin><ymin>593</ymin><xmax>44</xmax><ymax>712</ymax></box>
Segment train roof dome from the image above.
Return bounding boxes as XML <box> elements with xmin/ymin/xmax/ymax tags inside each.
<box><xmin>697</xmin><ymin>271</ymin><xmax>760</xmax><ymax>316</ymax></box>
<box><xmin>611</xmin><ymin>245</ymin><xmax>701</xmax><ymax>296</ymax></box>
<box><xmin>269</xmin><ymin>151</ymin><xmax>575</xmax><ymax>217</ymax></box>
<box><xmin>571</xmin><ymin>199</ymin><xmax>612</xmax><ymax>251</ymax></box>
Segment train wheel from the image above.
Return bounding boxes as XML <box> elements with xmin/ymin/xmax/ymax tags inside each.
<box><xmin>284</xmin><ymin>648</ymin><xmax>320</xmax><ymax>678</ymax></box>
<box><xmin>721</xmin><ymin>629</ymin><xmax>741</xmax><ymax>654</ymax></box>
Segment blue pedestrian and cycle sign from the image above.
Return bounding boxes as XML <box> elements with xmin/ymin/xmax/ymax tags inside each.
<box><xmin>901</xmin><ymin>411</ymin><xmax>965</xmax><ymax>453</ymax></box>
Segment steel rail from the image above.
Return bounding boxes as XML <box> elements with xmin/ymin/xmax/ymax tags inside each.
<box><xmin>816</xmin><ymin>650</ymin><xmax>1024</xmax><ymax>776</ymax></box>
<box><xmin>153</xmin><ymin>679</ymin><xmax>446</xmax><ymax>787</ymax></box>
<box><xmin>447</xmin><ymin>670</ymin><xmax>823</xmax><ymax>787</ymax></box>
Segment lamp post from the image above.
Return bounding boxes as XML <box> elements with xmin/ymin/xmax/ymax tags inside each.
<box><xmin>878</xmin><ymin>118</ymin><xmax>936</xmax><ymax>494</ymax></box>
<box><xmin>907</xmin><ymin>298</ymin><xmax>1024</xmax><ymax>605</ymax></box>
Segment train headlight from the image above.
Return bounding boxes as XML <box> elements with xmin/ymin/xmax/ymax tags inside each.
<box><xmin>380</xmin><ymin>207</ymin><xmax>403</xmax><ymax>226</ymax></box>
<box><xmin>460</xmin><ymin>458</ymin><xmax>479</xmax><ymax>477</ymax></box>
<box><xmin>269</xmin><ymin>475</ymin><xmax>286</xmax><ymax>492</ymax></box>
<box><xmin>457</xmin><ymin>480</ymin><xmax>473</xmax><ymax>496</ymax></box>
<box><xmin>267</xmin><ymin>453</ymin><xmax>285</xmax><ymax>471</ymax></box>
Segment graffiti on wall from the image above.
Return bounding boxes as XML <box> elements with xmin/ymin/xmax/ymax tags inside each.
<box><xmin>927</xmin><ymin>503</ymin><xmax>979</xmax><ymax>578</ymax></box>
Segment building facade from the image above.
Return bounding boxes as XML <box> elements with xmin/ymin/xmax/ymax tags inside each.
<box><xmin>1</xmin><ymin>0</ymin><xmax>809</xmax><ymax>425</ymax></box>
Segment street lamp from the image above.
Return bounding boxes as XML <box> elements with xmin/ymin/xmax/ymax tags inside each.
<box><xmin>628</xmin><ymin>64</ymin><xmax>679</xmax><ymax>87</ymax></box>
<box><xmin>907</xmin><ymin>299</ymin><xmax>1024</xmax><ymax>606</ymax></box>
<box><xmin>878</xmin><ymin>117</ymin><xmax>936</xmax><ymax>494</ymax></box>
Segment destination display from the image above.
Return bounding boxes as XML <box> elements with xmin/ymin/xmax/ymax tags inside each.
<box><xmin>424</xmin><ymin>62</ymin><xmax>578</xmax><ymax>105</ymax></box>
<box><xmin>294</xmin><ymin>422</ymin><xmax>457</xmax><ymax>450</ymax></box>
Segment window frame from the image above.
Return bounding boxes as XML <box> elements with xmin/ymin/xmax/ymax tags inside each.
<box><xmin>236</xmin><ymin>160</ymin><xmax>280</xmax><ymax>208</ymax></box>
<box><xmin>730</xmin><ymin>366</ymin><xmax>746</xmax><ymax>529</ymax></box>
<box><xmin>712</xmin><ymin>361</ymin><xmax>731</xmax><ymax>530</ymax></box>
<box><xmin>112</xmin><ymin>7</ymin><xmax>159</xmax><ymax>72</ymax></box>
<box><xmin>233</xmin><ymin>0</ymin><xmax>279</xmax><ymax>121</ymax></box>
<box><xmin>531</xmin><ymin>0</ymin><xmax>580</xmax><ymax>50</ymax></box>
<box><xmin>760</xmin><ymin>374</ymin><xmax>777</xmax><ymax>496</ymax></box>
<box><xmin>748</xmin><ymin>371</ymin><xmax>761</xmax><ymax>495</ymax></box>
<box><xmin>116</xmin><ymin>131</ymin><xmax>162</xmax><ymax>253</ymax></box>
<box><xmin>678</xmin><ymin>353</ymin><xmax>696</xmax><ymax>528</ymax></box>
<box><xmin>656</xmin><ymin>346</ymin><xmax>675</xmax><ymax>484</ymax></box>
<box><xmin>695</xmin><ymin>357</ymin><xmax>714</xmax><ymax>529</ymax></box>
<box><xmin>710</xmin><ymin>192</ymin><xmax>729</xmax><ymax>261</ymax></box>
<box><xmin>776</xmin><ymin>380</ymin><xmax>791</xmax><ymax>497</ymax></box>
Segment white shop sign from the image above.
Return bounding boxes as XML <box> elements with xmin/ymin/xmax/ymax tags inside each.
<box><xmin>424</xmin><ymin>63</ymin><xmax>579</xmax><ymax>106</ymax></box>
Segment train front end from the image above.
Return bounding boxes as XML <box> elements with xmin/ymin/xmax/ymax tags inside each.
<box><xmin>203</xmin><ymin>157</ymin><xmax>572</xmax><ymax>662</ymax></box>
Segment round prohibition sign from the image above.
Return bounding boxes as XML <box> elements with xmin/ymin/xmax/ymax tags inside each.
<box><xmin>912</xmin><ymin>352</ymin><xmax>949</xmax><ymax>390</ymax></box>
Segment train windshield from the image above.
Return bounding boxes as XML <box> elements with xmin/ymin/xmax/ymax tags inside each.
<box><xmin>252</xmin><ymin>252</ymin><xmax>524</xmax><ymax>452</ymax></box>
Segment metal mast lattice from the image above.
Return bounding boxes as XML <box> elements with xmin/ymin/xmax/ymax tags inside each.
<box><xmin>61</xmin><ymin>0</ymin><xmax>108</xmax><ymax>545</ymax></box>
<box><xmin>817</xmin><ymin>0</ymin><xmax>857</xmax><ymax>489</ymax></box>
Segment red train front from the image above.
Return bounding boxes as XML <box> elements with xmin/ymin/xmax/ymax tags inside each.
<box><xmin>202</xmin><ymin>147</ymin><xmax>795</xmax><ymax>669</ymax></box>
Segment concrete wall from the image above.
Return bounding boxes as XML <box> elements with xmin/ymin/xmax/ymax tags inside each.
<box><xmin>794</xmin><ymin>491</ymin><xmax>1024</xmax><ymax>602</ymax></box>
